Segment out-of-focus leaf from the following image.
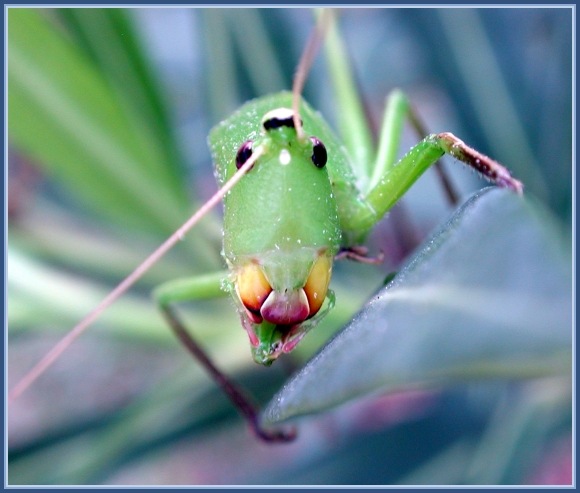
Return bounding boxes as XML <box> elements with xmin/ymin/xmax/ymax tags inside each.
<box><xmin>8</xmin><ymin>9</ymin><xmax>188</xmax><ymax>234</ymax></box>
<box><xmin>7</xmin><ymin>247</ymin><xmax>238</xmax><ymax>344</ymax></box>
<box><xmin>264</xmin><ymin>188</ymin><xmax>572</xmax><ymax>423</ymax></box>
<box><xmin>56</xmin><ymin>9</ymin><xmax>186</xmax><ymax>182</ymax></box>
<box><xmin>200</xmin><ymin>9</ymin><xmax>288</xmax><ymax>122</ymax></box>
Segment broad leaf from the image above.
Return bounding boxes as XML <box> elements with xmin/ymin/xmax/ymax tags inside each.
<box><xmin>264</xmin><ymin>188</ymin><xmax>572</xmax><ymax>423</ymax></box>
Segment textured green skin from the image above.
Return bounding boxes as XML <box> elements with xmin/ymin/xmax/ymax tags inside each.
<box><xmin>209</xmin><ymin>92</ymin><xmax>376</xmax><ymax>259</ymax></box>
<box><xmin>208</xmin><ymin>92</ymin><xmax>359</xmax><ymax>363</ymax></box>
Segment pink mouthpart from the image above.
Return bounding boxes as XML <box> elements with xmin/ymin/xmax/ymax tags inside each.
<box><xmin>260</xmin><ymin>289</ymin><xmax>310</xmax><ymax>326</ymax></box>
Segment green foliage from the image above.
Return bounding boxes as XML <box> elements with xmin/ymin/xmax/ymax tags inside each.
<box><xmin>9</xmin><ymin>9</ymin><xmax>188</xmax><ymax>233</ymax></box>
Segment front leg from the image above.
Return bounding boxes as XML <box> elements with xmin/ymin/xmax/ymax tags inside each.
<box><xmin>153</xmin><ymin>272</ymin><xmax>296</xmax><ymax>443</ymax></box>
<box><xmin>321</xmin><ymin>17</ymin><xmax>522</xmax><ymax>246</ymax></box>
<box><xmin>366</xmin><ymin>129</ymin><xmax>524</xmax><ymax>225</ymax></box>
<box><xmin>343</xmin><ymin>90</ymin><xmax>523</xmax><ymax>243</ymax></box>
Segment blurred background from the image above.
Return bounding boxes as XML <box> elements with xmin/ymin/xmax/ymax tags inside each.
<box><xmin>7</xmin><ymin>7</ymin><xmax>573</xmax><ymax>485</ymax></box>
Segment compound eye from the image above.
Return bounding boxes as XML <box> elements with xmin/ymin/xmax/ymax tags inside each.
<box><xmin>310</xmin><ymin>137</ymin><xmax>327</xmax><ymax>168</ymax></box>
<box><xmin>235</xmin><ymin>140</ymin><xmax>253</xmax><ymax>169</ymax></box>
<box><xmin>303</xmin><ymin>255</ymin><xmax>332</xmax><ymax>317</ymax></box>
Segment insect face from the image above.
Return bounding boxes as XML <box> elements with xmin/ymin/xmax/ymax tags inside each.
<box><xmin>212</xmin><ymin>95</ymin><xmax>344</xmax><ymax>365</ymax></box>
<box><xmin>234</xmin><ymin>108</ymin><xmax>327</xmax><ymax>172</ymax></box>
<box><xmin>234</xmin><ymin>252</ymin><xmax>333</xmax><ymax>365</ymax></box>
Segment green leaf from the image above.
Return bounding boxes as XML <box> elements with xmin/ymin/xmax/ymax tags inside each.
<box><xmin>264</xmin><ymin>188</ymin><xmax>572</xmax><ymax>424</ymax></box>
<box><xmin>56</xmin><ymin>9</ymin><xmax>186</xmax><ymax>183</ymax></box>
<box><xmin>8</xmin><ymin>8</ymin><xmax>189</xmax><ymax>234</ymax></box>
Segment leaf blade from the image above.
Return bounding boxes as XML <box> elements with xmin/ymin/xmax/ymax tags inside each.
<box><xmin>264</xmin><ymin>188</ymin><xmax>572</xmax><ymax>423</ymax></box>
<box><xmin>8</xmin><ymin>8</ymin><xmax>188</xmax><ymax>234</ymax></box>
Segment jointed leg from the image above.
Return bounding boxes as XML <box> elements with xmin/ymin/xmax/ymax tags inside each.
<box><xmin>406</xmin><ymin>101</ymin><xmax>461</xmax><ymax>206</ymax></box>
<box><xmin>321</xmin><ymin>15</ymin><xmax>521</xmax><ymax>244</ymax></box>
<box><xmin>365</xmin><ymin>129</ymin><xmax>523</xmax><ymax>226</ymax></box>
<box><xmin>343</xmin><ymin>90</ymin><xmax>524</xmax><ymax>237</ymax></box>
<box><xmin>335</xmin><ymin>245</ymin><xmax>384</xmax><ymax>264</ymax></box>
<box><xmin>154</xmin><ymin>273</ymin><xmax>296</xmax><ymax>443</ymax></box>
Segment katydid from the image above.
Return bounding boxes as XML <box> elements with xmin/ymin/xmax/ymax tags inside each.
<box><xmin>9</xmin><ymin>9</ymin><xmax>523</xmax><ymax>443</ymax></box>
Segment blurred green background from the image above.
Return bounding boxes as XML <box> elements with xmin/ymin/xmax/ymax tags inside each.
<box><xmin>7</xmin><ymin>7</ymin><xmax>572</xmax><ymax>486</ymax></box>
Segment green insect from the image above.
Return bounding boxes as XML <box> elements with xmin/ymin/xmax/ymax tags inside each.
<box><xmin>10</xmin><ymin>9</ymin><xmax>522</xmax><ymax>443</ymax></box>
<box><xmin>149</xmin><ymin>12</ymin><xmax>522</xmax><ymax>440</ymax></box>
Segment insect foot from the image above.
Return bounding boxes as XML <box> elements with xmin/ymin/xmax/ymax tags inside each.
<box><xmin>335</xmin><ymin>246</ymin><xmax>386</xmax><ymax>264</ymax></box>
<box><xmin>250</xmin><ymin>416</ymin><xmax>297</xmax><ymax>443</ymax></box>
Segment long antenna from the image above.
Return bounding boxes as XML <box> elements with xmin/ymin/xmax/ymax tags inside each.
<box><xmin>9</xmin><ymin>147</ymin><xmax>265</xmax><ymax>402</ymax></box>
<box><xmin>292</xmin><ymin>9</ymin><xmax>334</xmax><ymax>140</ymax></box>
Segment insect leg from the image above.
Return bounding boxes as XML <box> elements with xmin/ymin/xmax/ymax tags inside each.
<box><xmin>154</xmin><ymin>274</ymin><xmax>296</xmax><ymax>443</ymax></box>
<box><xmin>373</xmin><ymin>90</ymin><xmax>461</xmax><ymax>206</ymax></box>
<box><xmin>405</xmin><ymin>100</ymin><xmax>461</xmax><ymax>206</ymax></box>
<box><xmin>364</xmin><ymin>130</ymin><xmax>524</xmax><ymax>228</ymax></box>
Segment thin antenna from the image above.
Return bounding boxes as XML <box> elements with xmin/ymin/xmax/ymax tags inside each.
<box><xmin>292</xmin><ymin>9</ymin><xmax>334</xmax><ymax>140</ymax></box>
<box><xmin>9</xmin><ymin>147</ymin><xmax>265</xmax><ymax>402</ymax></box>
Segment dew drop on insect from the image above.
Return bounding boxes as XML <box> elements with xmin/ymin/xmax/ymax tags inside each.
<box><xmin>279</xmin><ymin>149</ymin><xmax>291</xmax><ymax>166</ymax></box>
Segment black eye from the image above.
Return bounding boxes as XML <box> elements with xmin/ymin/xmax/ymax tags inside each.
<box><xmin>310</xmin><ymin>137</ymin><xmax>327</xmax><ymax>168</ymax></box>
<box><xmin>236</xmin><ymin>140</ymin><xmax>253</xmax><ymax>169</ymax></box>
